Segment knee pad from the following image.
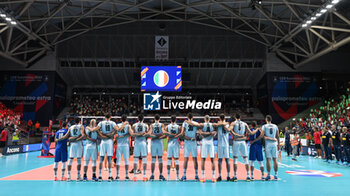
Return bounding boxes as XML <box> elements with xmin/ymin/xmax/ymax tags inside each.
<box><xmin>68</xmin><ymin>158</ymin><xmax>73</xmax><ymax>166</ymax></box>
<box><xmin>258</xmin><ymin>161</ymin><xmax>264</xmax><ymax>168</ymax></box>
<box><xmin>167</xmin><ymin>159</ymin><xmax>171</xmax><ymax>166</ymax></box>
<box><xmin>142</xmin><ymin>157</ymin><xmax>147</xmax><ymax>163</ymax></box>
<box><xmin>152</xmin><ymin>157</ymin><xmax>156</xmax><ymax>164</ymax></box>
<box><xmin>134</xmin><ymin>157</ymin><xmax>139</xmax><ymax>164</ymax></box>
<box><xmin>244</xmin><ymin>158</ymin><xmax>249</xmax><ymax>165</ymax></box>
<box><xmin>53</xmin><ymin>162</ymin><xmax>58</xmax><ymax>169</ymax></box>
<box><xmin>175</xmin><ymin>159</ymin><xmax>179</xmax><ymax>165</ymax></box>
<box><xmin>100</xmin><ymin>156</ymin><xmax>105</xmax><ymax>163</ymax></box>
<box><xmin>218</xmin><ymin>158</ymin><xmax>222</xmax><ymax>164</ymax></box>
<box><xmin>77</xmin><ymin>158</ymin><xmax>82</xmax><ymax>165</ymax></box>
<box><xmin>234</xmin><ymin>158</ymin><xmax>238</xmax><ymax>164</ymax></box>
<box><xmin>250</xmin><ymin>161</ymin><xmax>254</xmax><ymax>166</ymax></box>
<box><xmin>84</xmin><ymin>160</ymin><xmax>89</xmax><ymax>167</ymax></box>
<box><xmin>158</xmin><ymin>157</ymin><xmax>163</xmax><ymax>164</ymax></box>
<box><xmin>92</xmin><ymin>161</ymin><xmax>97</xmax><ymax>167</ymax></box>
<box><xmin>62</xmin><ymin>162</ymin><xmax>66</xmax><ymax>169</ymax></box>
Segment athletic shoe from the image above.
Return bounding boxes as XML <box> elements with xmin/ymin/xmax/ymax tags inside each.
<box><xmin>54</xmin><ymin>177</ymin><xmax>58</xmax><ymax>181</ymax></box>
<box><xmin>133</xmin><ymin>177</ymin><xmax>137</xmax><ymax>182</ymax></box>
<box><xmin>92</xmin><ymin>176</ymin><xmax>98</xmax><ymax>181</ymax></box>
<box><xmin>98</xmin><ymin>177</ymin><xmax>102</xmax><ymax>182</ymax></box>
<box><xmin>195</xmin><ymin>176</ymin><xmax>200</xmax><ymax>181</ymax></box>
<box><xmin>143</xmin><ymin>177</ymin><xmax>148</xmax><ymax>182</ymax></box>
<box><xmin>200</xmin><ymin>178</ymin><xmax>205</xmax><ymax>183</ymax></box>
<box><xmin>67</xmin><ymin>178</ymin><xmax>71</xmax><ymax>182</ymax></box>
<box><xmin>125</xmin><ymin>176</ymin><xmax>130</xmax><ymax>181</ymax></box>
<box><xmin>274</xmin><ymin>175</ymin><xmax>278</xmax><ymax>180</ymax></box>
<box><xmin>292</xmin><ymin>158</ymin><xmax>297</xmax><ymax>161</ymax></box>
<box><xmin>83</xmin><ymin>175</ymin><xmax>88</xmax><ymax>181</ymax></box>
<box><xmin>216</xmin><ymin>176</ymin><xmax>222</xmax><ymax>182</ymax></box>
<box><xmin>176</xmin><ymin>177</ymin><xmax>179</xmax><ymax>181</ymax></box>
<box><xmin>104</xmin><ymin>168</ymin><xmax>108</xmax><ymax>171</ymax></box>
<box><xmin>265</xmin><ymin>175</ymin><xmax>271</xmax><ymax>181</ymax></box>
<box><xmin>180</xmin><ymin>176</ymin><xmax>187</xmax><ymax>181</ymax></box>
<box><xmin>149</xmin><ymin>175</ymin><xmax>155</xmax><ymax>181</ymax></box>
<box><xmin>226</xmin><ymin>177</ymin><xmax>230</xmax><ymax>182</ymax></box>
<box><xmin>136</xmin><ymin>170</ymin><xmax>142</xmax><ymax>174</ymax></box>
<box><xmin>211</xmin><ymin>178</ymin><xmax>216</xmax><ymax>183</ymax></box>
<box><xmin>159</xmin><ymin>175</ymin><xmax>166</xmax><ymax>181</ymax></box>
<box><xmin>246</xmin><ymin>177</ymin><xmax>251</xmax><ymax>182</ymax></box>
<box><xmin>77</xmin><ymin>176</ymin><xmax>83</xmax><ymax>181</ymax></box>
<box><xmin>115</xmin><ymin>176</ymin><xmax>120</xmax><ymax>181</ymax></box>
<box><xmin>61</xmin><ymin>177</ymin><xmax>67</xmax><ymax>181</ymax></box>
<box><xmin>108</xmin><ymin>177</ymin><xmax>113</xmax><ymax>182</ymax></box>
<box><xmin>251</xmin><ymin>177</ymin><xmax>255</xmax><ymax>181</ymax></box>
<box><xmin>231</xmin><ymin>177</ymin><xmax>237</xmax><ymax>182</ymax></box>
<box><xmin>129</xmin><ymin>169</ymin><xmax>134</xmax><ymax>174</ymax></box>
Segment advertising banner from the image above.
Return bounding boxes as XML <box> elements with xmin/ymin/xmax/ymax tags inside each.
<box><xmin>155</xmin><ymin>36</ymin><xmax>169</xmax><ymax>60</ymax></box>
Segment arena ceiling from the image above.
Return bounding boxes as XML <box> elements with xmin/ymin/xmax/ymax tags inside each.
<box><xmin>0</xmin><ymin>0</ymin><xmax>349</xmax><ymax>68</ymax></box>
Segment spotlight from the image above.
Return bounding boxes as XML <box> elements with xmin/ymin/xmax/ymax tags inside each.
<box><xmin>306</xmin><ymin>20</ymin><xmax>312</xmax><ymax>24</ymax></box>
<box><xmin>302</xmin><ymin>24</ymin><xmax>308</xmax><ymax>28</ymax></box>
<box><xmin>0</xmin><ymin>14</ymin><xmax>5</xmax><ymax>17</ymax></box>
<box><xmin>10</xmin><ymin>21</ymin><xmax>16</xmax><ymax>25</ymax></box>
<box><xmin>320</xmin><ymin>9</ymin><xmax>327</xmax><ymax>13</ymax></box>
<box><xmin>5</xmin><ymin>17</ymin><xmax>11</xmax><ymax>21</ymax></box>
<box><xmin>311</xmin><ymin>17</ymin><xmax>316</xmax><ymax>20</ymax></box>
<box><xmin>326</xmin><ymin>4</ymin><xmax>333</xmax><ymax>9</ymax></box>
<box><xmin>332</xmin><ymin>0</ymin><xmax>339</xmax><ymax>4</ymax></box>
<box><xmin>316</xmin><ymin>13</ymin><xmax>322</xmax><ymax>17</ymax></box>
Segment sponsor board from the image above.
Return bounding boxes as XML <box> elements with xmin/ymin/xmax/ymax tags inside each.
<box><xmin>3</xmin><ymin>145</ymin><xmax>23</xmax><ymax>155</ymax></box>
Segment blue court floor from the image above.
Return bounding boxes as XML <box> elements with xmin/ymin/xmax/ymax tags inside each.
<box><xmin>0</xmin><ymin>151</ymin><xmax>349</xmax><ymax>196</ymax></box>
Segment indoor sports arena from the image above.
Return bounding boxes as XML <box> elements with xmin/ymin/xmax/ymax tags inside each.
<box><xmin>0</xmin><ymin>0</ymin><xmax>350</xmax><ymax>195</ymax></box>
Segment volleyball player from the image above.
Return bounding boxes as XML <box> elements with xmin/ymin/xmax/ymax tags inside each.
<box><xmin>53</xmin><ymin>122</ymin><xmax>70</xmax><ymax>181</ymax></box>
<box><xmin>148</xmin><ymin>114</ymin><xmax>166</xmax><ymax>181</ymax></box>
<box><xmin>83</xmin><ymin>119</ymin><xmax>98</xmax><ymax>181</ymax></box>
<box><xmin>164</xmin><ymin>115</ymin><xmax>182</xmax><ymax>181</ymax></box>
<box><xmin>180</xmin><ymin>113</ymin><xmax>199</xmax><ymax>181</ymax></box>
<box><xmin>67</xmin><ymin>118</ymin><xmax>85</xmax><ymax>181</ymax></box>
<box><xmin>116</xmin><ymin>114</ymin><xmax>133</xmax><ymax>180</ymax></box>
<box><xmin>228</xmin><ymin>114</ymin><xmax>257</xmax><ymax>182</ymax></box>
<box><xmin>132</xmin><ymin>114</ymin><xmax>149</xmax><ymax>181</ymax></box>
<box><xmin>262</xmin><ymin>115</ymin><xmax>279</xmax><ymax>180</ymax></box>
<box><xmin>248</xmin><ymin>121</ymin><xmax>265</xmax><ymax>180</ymax></box>
<box><xmin>214</xmin><ymin>114</ymin><xmax>230</xmax><ymax>181</ymax></box>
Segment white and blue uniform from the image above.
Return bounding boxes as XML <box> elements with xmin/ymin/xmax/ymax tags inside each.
<box><xmin>151</xmin><ymin>122</ymin><xmax>163</xmax><ymax>157</ymax></box>
<box><xmin>182</xmin><ymin>121</ymin><xmax>198</xmax><ymax>158</ymax></box>
<box><xmin>167</xmin><ymin>123</ymin><xmax>180</xmax><ymax>158</ymax></box>
<box><xmin>98</xmin><ymin>120</ymin><xmax>116</xmax><ymax>157</ymax></box>
<box><xmin>232</xmin><ymin>120</ymin><xmax>248</xmax><ymax>157</ymax></box>
<box><xmin>69</xmin><ymin>124</ymin><xmax>83</xmax><ymax>158</ymax></box>
<box><xmin>262</xmin><ymin>123</ymin><xmax>278</xmax><ymax>158</ymax></box>
<box><xmin>201</xmin><ymin>123</ymin><xmax>215</xmax><ymax>158</ymax></box>
<box><xmin>134</xmin><ymin>122</ymin><xmax>148</xmax><ymax>157</ymax></box>
<box><xmin>84</xmin><ymin>127</ymin><xmax>98</xmax><ymax>161</ymax></box>
<box><xmin>117</xmin><ymin>123</ymin><xmax>130</xmax><ymax>165</ymax></box>
<box><xmin>217</xmin><ymin>124</ymin><xmax>230</xmax><ymax>159</ymax></box>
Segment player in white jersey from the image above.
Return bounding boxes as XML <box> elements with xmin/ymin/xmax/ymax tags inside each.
<box><xmin>163</xmin><ymin>115</ymin><xmax>182</xmax><ymax>181</ymax></box>
<box><xmin>88</xmin><ymin>113</ymin><xmax>127</xmax><ymax>182</ymax></box>
<box><xmin>67</xmin><ymin>118</ymin><xmax>85</xmax><ymax>181</ymax></box>
<box><xmin>188</xmin><ymin>115</ymin><xmax>216</xmax><ymax>183</ymax></box>
<box><xmin>262</xmin><ymin>115</ymin><xmax>279</xmax><ymax>180</ymax></box>
<box><xmin>213</xmin><ymin>114</ymin><xmax>231</xmax><ymax>182</ymax></box>
<box><xmin>131</xmin><ymin>114</ymin><xmax>149</xmax><ymax>182</ymax></box>
<box><xmin>180</xmin><ymin>113</ymin><xmax>200</xmax><ymax>181</ymax></box>
<box><xmin>115</xmin><ymin>114</ymin><xmax>133</xmax><ymax>181</ymax></box>
<box><xmin>228</xmin><ymin>114</ymin><xmax>258</xmax><ymax>182</ymax></box>
<box><xmin>83</xmin><ymin>119</ymin><xmax>98</xmax><ymax>181</ymax></box>
<box><xmin>148</xmin><ymin>114</ymin><xmax>166</xmax><ymax>181</ymax></box>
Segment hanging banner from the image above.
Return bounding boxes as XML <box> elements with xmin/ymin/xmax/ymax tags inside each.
<box><xmin>155</xmin><ymin>36</ymin><xmax>169</xmax><ymax>60</ymax></box>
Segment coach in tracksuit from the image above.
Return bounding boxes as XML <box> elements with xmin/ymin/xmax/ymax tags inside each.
<box><xmin>322</xmin><ymin>127</ymin><xmax>333</xmax><ymax>163</ymax></box>
<box><xmin>342</xmin><ymin>127</ymin><xmax>350</xmax><ymax>164</ymax></box>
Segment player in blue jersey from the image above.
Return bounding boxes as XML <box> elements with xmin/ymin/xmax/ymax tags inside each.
<box><xmin>115</xmin><ymin>114</ymin><xmax>133</xmax><ymax>180</ymax></box>
<box><xmin>83</xmin><ymin>119</ymin><xmax>99</xmax><ymax>181</ymax></box>
<box><xmin>148</xmin><ymin>114</ymin><xmax>166</xmax><ymax>181</ymax></box>
<box><xmin>131</xmin><ymin>114</ymin><xmax>149</xmax><ymax>182</ymax></box>
<box><xmin>262</xmin><ymin>115</ymin><xmax>280</xmax><ymax>180</ymax></box>
<box><xmin>214</xmin><ymin>114</ymin><xmax>231</xmax><ymax>182</ymax></box>
<box><xmin>54</xmin><ymin>122</ymin><xmax>70</xmax><ymax>181</ymax></box>
<box><xmin>248</xmin><ymin>121</ymin><xmax>265</xmax><ymax>180</ymax></box>
<box><xmin>88</xmin><ymin>113</ymin><xmax>128</xmax><ymax>181</ymax></box>
<box><xmin>67</xmin><ymin>118</ymin><xmax>85</xmax><ymax>181</ymax></box>
<box><xmin>228</xmin><ymin>114</ymin><xmax>258</xmax><ymax>182</ymax></box>
<box><xmin>164</xmin><ymin>115</ymin><xmax>182</xmax><ymax>181</ymax></box>
<box><xmin>180</xmin><ymin>113</ymin><xmax>200</xmax><ymax>181</ymax></box>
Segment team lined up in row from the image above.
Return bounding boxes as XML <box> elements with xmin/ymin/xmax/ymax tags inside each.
<box><xmin>54</xmin><ymin>113</ymin><xmax>280</xmax><ymax>182</ymax></box>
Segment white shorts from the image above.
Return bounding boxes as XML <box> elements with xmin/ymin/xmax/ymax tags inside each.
<box><xmin>184</xmin><ymin>140</ymin><xmax>197</xmax><ymax>158</ymax></box>
<box><xmin>69</xmin><ymin>141</ymin><xmax>83</xmax><ymax>158</ymax></box>
<box><xmin>134</xmin><ymin>142</ymin><xmax>147</xmax><ymax>157</ymax></box>
<box><xmin>84</xmin><ymin>144</ymin><xmax>98</xmax><ymax>161</ymax></box>
<box><xmin>265</xmin><ymin>143</ymin><xmax>278</xmax><ymax>158</ymax></box>
<box><xmin>99</xmin><ymin>139</ymin><xmax>113</xmax><ymax>157</ymax></box>
<box><xmin>151</xmin><ymin>141</ymin><xmax>163</xmax><ymax>157</ymax></box>
<box><xmin>217</xmin><ymin>145</ymin><xmax>229</xmax><ymax>159</ymax></box>
<box><xmin>201</xmin><ymin>143</ymin><xmax>214</xmax><ymax>158</ymax></box>
<box><xmin>167</xmin><ymin>143</ymin><xmax>179</xmax><ymax>158</ymax></box>
<box><xmin>233</xmin><ymin>140</ymin><xmax>248</xmax><ymax>157</ymax></box>
<box><xmin>117</xmin><ymin>145</ymin><xmax>130</xmax><ymax>165</ymax></box>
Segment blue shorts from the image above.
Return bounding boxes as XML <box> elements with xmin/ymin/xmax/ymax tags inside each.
<box><xmin>55</xmin><ymin>148</ymin><xmax>68</xmax><ymax>162</ymax></box>
<box><xmin>249</xmin><ymin>144</ymin><xmax>263</xmax><ymax>161</ymax></box>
